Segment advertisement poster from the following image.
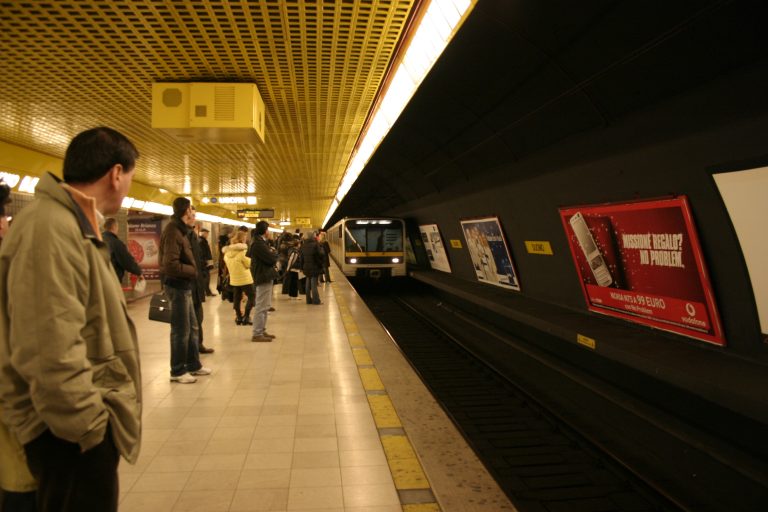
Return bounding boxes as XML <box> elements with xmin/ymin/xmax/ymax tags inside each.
<box><xmin>713</xmin><ymin>165</ymin><xmax>768</xmax><ymax>340</ymax></box>
<box><xmin>419</xmin><ymin>224</ymin><xmax>452</xmax><ymax>273</ymax></box>
<box><xmin>127</xmin><ymin>218</ymin><xmax>162</xmax><ymax>280</ymax></box>
<box><xmin>559</xmin><ymin>196</ymin><xmax>725</xmax><ymax>346</ymax></box>
<box><xmin>460</xmin><ymin>217</ymin><xmax>520</xmax><ymax>290</ymax></box>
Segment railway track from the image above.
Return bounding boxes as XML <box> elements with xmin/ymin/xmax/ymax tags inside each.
<box><xmin>354</xmin><ymin>279</ymin><xmax>678</xmax><ymax>512</ymax></box>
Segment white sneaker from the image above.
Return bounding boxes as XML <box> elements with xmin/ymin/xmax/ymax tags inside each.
<box><xmin>170</xmin><ymin>373</ymin><xmax>197</xmax><ymax>384</ymax></box>
<box><xmin>190</xmin><ymin>367</ymin><xmax>212</xmax><ymax>376</ymax></box>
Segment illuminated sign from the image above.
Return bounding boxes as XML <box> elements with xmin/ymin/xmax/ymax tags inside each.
<box><xmin>236</xmin><ymin>208</ymin><xmax>275</xmax><ymax>219</ymax></box>
<box><xmin>204</xmin><ymin>196</ymin><xmax>257</xmax><ymax>205</ymax></box>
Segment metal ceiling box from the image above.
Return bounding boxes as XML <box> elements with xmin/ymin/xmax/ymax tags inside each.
<box><xmin>152</xmin><ymin>82</ymin><xmax>266</xmax><ymax>144</ymax></box>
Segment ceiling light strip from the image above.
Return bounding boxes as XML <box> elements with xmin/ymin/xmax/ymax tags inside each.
<box><xmin>323</xmin><ymin>0</ymin><xmax>475</xmax><ymax>227</ymax></box>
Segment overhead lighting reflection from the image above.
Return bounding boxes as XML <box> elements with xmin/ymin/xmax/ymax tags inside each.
<box><xmin>323</xmin><ymin>0</ymin><xmax>476</xmax><ymax>227</ymax></box>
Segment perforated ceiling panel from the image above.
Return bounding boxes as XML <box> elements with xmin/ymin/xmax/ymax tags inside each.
<box><xmin>0</xmin><ymin>0</ymin><xmax>416</xmax><ymax>225</ymax></box>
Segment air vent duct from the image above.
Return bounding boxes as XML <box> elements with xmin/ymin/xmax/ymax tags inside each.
<box><xmin>151</xmin><ymin>82</ymin><xmax>265</xmax><ymax>144</ymax></box>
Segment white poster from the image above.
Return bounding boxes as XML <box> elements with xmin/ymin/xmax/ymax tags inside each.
<box><xmin>713</xmin><ymin>165</ymin><xmax>768</xmax><ymax>337</ymax></box>
<box><xmin>460</xmin><ymin>217</ymin><xmax>520</xmax><ymax>290</ymax></box>
<box><xmin>419</xmin><ymin>224</ymin><xmax>452</xmax><ymax>273</ymax></box>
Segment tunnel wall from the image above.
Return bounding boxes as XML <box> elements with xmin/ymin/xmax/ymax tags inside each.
<box><xmin>391</xmin><ymin>63</ymin><xmax>768</xmax><ymax>359</ymax></box>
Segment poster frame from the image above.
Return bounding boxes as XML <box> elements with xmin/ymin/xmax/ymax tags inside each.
<box><xmin>418</xmin><ymin>223</ymin><xmax>452</xmax><ymax>273</ymax></box>
<box><xmin>459</xmin><ymin>215</ymin><xmax>521</xmax><ymax>291</ymax></box>
<box><xmin>559</xmin><ymin>195</ymin><xmax>725</xmax><ymax>346</ymax></box>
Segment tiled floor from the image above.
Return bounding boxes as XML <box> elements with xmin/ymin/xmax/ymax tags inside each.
<box><xmin>122</xmin><ymin>268</ymin><xmax>514</xmax><ymax>511</ymax></box>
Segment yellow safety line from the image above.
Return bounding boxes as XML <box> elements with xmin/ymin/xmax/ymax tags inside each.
<box><xmin>333</xmin><ymin>283</ymin><xmax>441</xmax><ymax>512</ymax></box>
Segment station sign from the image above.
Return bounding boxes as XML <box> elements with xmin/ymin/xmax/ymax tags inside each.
<box><xmin>236</xmin><ymin>208</ymin><xmax>275</xmax><ymax>219</ymax></box>
<box><xmin>205</xmin><ymin>196</ymin><xmax>257</xmax><ymax>205</ymax></box>
<box><xmin>525</xmin><ymin>240</ymin><xmax>553</xmax><ymax>255</ymax></box>
<box><xmin>294</xmin><ymin>217</ymin><xmax>312</xmax><ymax>226</ymax></box>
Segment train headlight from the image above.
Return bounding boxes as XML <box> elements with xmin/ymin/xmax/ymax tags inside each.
<box><xmin>350</xmin><ymin>258</ymin><xmax>358</xmax><ymax>264</ymax></box>
<box><xmin>391</xmin><ymin>258</ymin><xmax>400</xmax><ymax>263</ymax></box>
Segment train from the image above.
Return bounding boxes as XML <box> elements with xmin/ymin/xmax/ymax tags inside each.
<box><xmin>326</xmin><ymin>217</ymin><xmax>407</xmax><ymax>278</ymax></box>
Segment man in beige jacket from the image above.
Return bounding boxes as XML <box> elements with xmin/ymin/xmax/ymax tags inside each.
<box><xmin>0</xmin><ymin>127</ymin><xmax>142</xmax><ymax>511</ymax></box>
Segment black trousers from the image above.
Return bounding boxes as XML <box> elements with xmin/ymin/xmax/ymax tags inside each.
<box><xmin>194</xmin><ymin>300</ymin><xmax>205</xmax><ymax>346</ymax></box>
<box><xmin>24</xmin><ymin>427</ymin><xmax>119</xmax><ymax>512</ymax></box>
<box><xmin>232</xmin><ymin>284</ymin><xmax>254</xmax><ymax>318</ymax></box>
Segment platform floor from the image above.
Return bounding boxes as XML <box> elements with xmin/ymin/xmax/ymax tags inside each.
<box><xmin>120</xmin><ymin>266</ymin><xmax>514</xmax><ymax>512</ymax></box>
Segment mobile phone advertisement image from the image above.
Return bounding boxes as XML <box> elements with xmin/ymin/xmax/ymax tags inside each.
<box><xmin>460</xmin><ymin>217</ymin><xmax>520</xmax><ymax>291</ymax></box>
<box><xmin>559</xmin><ymin>197</ymin><xmax>724</xmax><ymax>346</ymax></box>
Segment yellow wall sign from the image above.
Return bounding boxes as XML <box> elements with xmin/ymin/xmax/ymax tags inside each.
<box><xmin>450</xmin><ymin>239</ymin><xmax>463</xmax><ymax>249</ymax></box>
<box><xmin>294</xmin><ymin>217</ymin><xmax>311</xmax><ymax>226</ymax></box>
<box><xmin>524</xmin><ymin>240</ymin><xmax>553</xmax><ymax>255</ymax></box>
<box><xmin>576</xmin><ymin>334</ymin><xmax>596</xmax><ymax>349</ymax></box>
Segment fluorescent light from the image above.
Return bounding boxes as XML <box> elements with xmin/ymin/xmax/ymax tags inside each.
<box><xmin>158</xmin><ymin>188</ymin><xmax>168</xmax><ymax>194</ymax></box>
<box><xmin>201</xmin><ymin>197</ymin><xmax>210</xmax><ymax>204</ymax></box>
<box><xmin>322</xmin><ymin>199</ymin><xmax>339</xmax><ymax>228</ymax></box>
<box><xmin>121</xmin><ymin>196</ymin><xmax>135</xmax><ymax>209</ymax></box>
<box><xmin>18</xmin><ymin>176</ymin><xmax>40</xmax><ymax>193</ymax></box>
<box><xmin>0</xmin><ymin>172</ymin><xmax>20</xmax><ymax>188</ymax></box>
<box><xmin>279</xmin><ymin>221</ymin><xmax>291</xmax><ymax>226</ymax></box>
<box><xmin>132</xmin><ymin>200</ymin><xmax>146</xmax><ymax>209</ymax></box>
<box><xmin>246</xmin><ymin>196</ymin><xmax>257</xmax><ymax>205</ymax></box>
<box><xmin>323</xmin><ymin>0</ymin><xmax>476</xmax><ymax>225</ymax></box>
<box><xmin>142</xmin><ymin>201</ymin><xmax>173</xmax><ymax>215</ymax></box>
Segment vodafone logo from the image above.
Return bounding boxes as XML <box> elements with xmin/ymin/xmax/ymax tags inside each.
<box><xmin>685</xmin><ymin>303</ymin><xmax>696</xmax><ymax>317</ymax></box>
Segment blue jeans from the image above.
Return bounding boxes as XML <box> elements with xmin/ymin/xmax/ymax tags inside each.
<box><xmin>166</xmin><ymin>287</ymin><xmax>201</xmax><ymax>377</ymax></box>
<box><xmin>305</xmin><ymin>275</ymin><xmax>320</xmax><ymax>304</ymax></box>
<box><xmin>252</xmin><ymin>282</ymin><xmax>272</xmax><ymax>336</ymax></box>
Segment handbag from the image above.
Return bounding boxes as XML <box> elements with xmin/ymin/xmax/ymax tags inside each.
<box><xmin>148</xmin><ymin>292</ymin><xmax>172</xmax><ymax>323</ymax></box>
<box><xmin>133</xmin><ymin>276</ymin><xmax>147</xmax><ymax>293</ymax></box>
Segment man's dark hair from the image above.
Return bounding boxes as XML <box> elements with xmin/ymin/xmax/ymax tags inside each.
<box><xmin>103</xmin><ymin>217</ymin><xmax>118</xmax><ymax>231</ymax></box>
<box><xmin>63</xmin><ymin>127</ymin><xmax>139</xmax><ymax>184</ymax></box>
<box><xmin>255</xmin><ymin>221</ymin><xmax>269</xmax><ymax>235</ymax></box>
<box><xmin>0</xmin><ymin>180</ymin><xmax>10</xmax><ymax>217</ymax></box>
<box><xmin>172</xmin><ymin>197</ymin><xmax>191</xmax><ymax>219</ymax></box>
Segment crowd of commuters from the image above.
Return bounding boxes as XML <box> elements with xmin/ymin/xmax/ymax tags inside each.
<box><xmin>0</xmin><ymin>126</ymin><xmax>336</xmax><ymax>511</ymax></box>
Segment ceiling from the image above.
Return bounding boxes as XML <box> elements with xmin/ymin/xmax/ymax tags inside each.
<box><xmin>331</xmin><ymin>0</ymin><xmax>768</xmax><ymax>224</ymax></box>
<box><xmin>0</xmin><ymin>0</ymin><xmax>419</xmax><ymax>226</ymax></box>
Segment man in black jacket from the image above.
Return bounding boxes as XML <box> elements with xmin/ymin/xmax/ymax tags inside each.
<box><xmin>102</xmin><ymin>217</ymin><xmax>142</xmax><ymax>283</ymax></box>
<box><xmin>159</xmin><ymin>198</ymin><xmax>212</xmax><ymax>383</ymax></box>
<box><xmin>188</xmin><ymin>227</ymin><xmax>214</xmax><ymax>354</ymax></box>
<box><xmin>301</xmin><ymin>231</ymin><xmax>324</xmax><ymax>305</ymax></box>
<box><xmin>199</xmin><ymin>228</ymin><xmax>216</xmax><ymax>296</ymax></box>
<box><xmin>248</xmin><ymin>221</ymin><xmax>278</xmax><ymax>342</ymax></box>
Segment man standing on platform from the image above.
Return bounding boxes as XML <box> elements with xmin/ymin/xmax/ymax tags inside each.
<box><xmin>199</xmin><ymin>228</ymin><xmax>216</xmax><ymax>296</ymax></box>
<box><xmin>249</xmin><ymin>221</ymin><xmax>278</xmax><ymax>342</ymax></box>
<box><xmin>188</xmin><ymin>225</ymin><xmax>214</xmax><ymax>354</ymax></box>
<box><xmin>159</xmin><ymin>197</ymin><xmax>212</xmax><ymax>382</ymax></box>
<box><xmin>102</xmin><ymin>217</ymin><xmax>143</xmax><ymax>284</ymax></box>
<box><xmin>0</xmin><ymin>127</ymin><xmax>142</xmax><ymax>511</ymax></box>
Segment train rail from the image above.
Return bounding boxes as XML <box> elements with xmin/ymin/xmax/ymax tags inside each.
<box><xmin>353</xmin><ymin>278</ymin><xmax>679</xmax><ymax>512</ymax></box>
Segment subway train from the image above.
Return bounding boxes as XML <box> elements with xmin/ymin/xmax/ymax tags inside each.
<box><xmin>326</xmin><ymin>217</ymin><xmax>406</xmax><ymax>278</ymax></box>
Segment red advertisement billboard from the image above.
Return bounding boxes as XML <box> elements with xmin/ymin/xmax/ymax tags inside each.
<box><xmin>127</xmin><ymin>218</ymin><xmax>162</xmax><ymax>280</ymax></box>
<box><xmin>560</xmin><ymin>196</ymin><xmax>725</xmax><ymax>346</ymax></box>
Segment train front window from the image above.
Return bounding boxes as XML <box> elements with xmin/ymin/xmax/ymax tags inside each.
<box><xmin>345</xmin><ymin>221</ymin><xmax>403</xmax><ymax>253</ymax></box>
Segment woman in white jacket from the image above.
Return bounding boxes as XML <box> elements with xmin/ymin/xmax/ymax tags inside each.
<box><xmin>223</xmin><ymin>230</ymin><xmax>254</xmax><ymax>324</ymax></box>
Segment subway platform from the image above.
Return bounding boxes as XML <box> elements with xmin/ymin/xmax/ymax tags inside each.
<box><xmin>120</xmin><ymin>265</ymin><xmax>514</xmax><ymax>511</ymax></box>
